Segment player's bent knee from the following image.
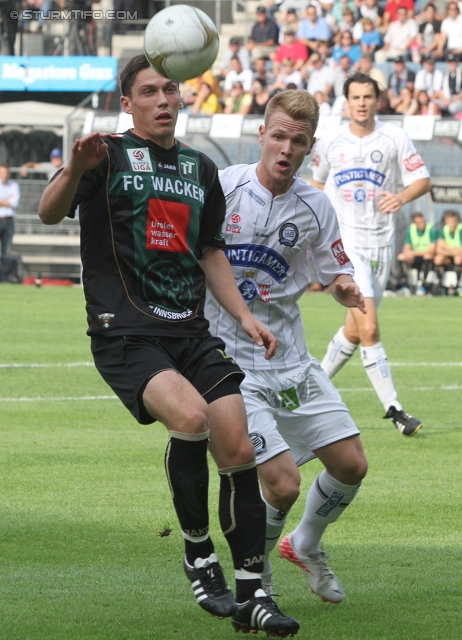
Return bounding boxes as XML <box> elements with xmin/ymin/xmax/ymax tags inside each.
<box><xmin>266</xmin><ymin>481</ymin><xmax>300</xmax><ymax>511</ymax></box>
<box><xmin>170</xmin><ymin>403</ymin><xmax>209</xmax><ymax>434</ymax></box>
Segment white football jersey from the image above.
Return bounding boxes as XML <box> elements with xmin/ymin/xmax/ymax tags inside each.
<box><xmin>311</xmin><ymin>120</ymin><xmax>430</xmax><ymax>251</ymax></box>
<box><xmin>205</xmin><ymin>163</ymin><xmax>354</xmax><ymax>370</ymax></box>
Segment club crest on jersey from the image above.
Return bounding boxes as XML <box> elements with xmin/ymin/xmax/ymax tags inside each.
<box><xmin>97</xmin><ymin>313</ymin><xmax>115</xmax><ymax>328</ymax></box>
<box><xmin>279</xmin><ymin>223</ymin><xmax>299</xmax><ymax>247</ymax></box>
<box><xmin>333</xmin><ymin>168</ymin><xmax>385</xmax><ymax>187</ymax></box>
<box><xmin>331</xmin><ymin>239</ymin><xmax>350</xmax><ymax>266</ymax></box>
<box><xmin>249</xmin><ymin>432</ymin><xmax>267</xmax><ymax>455</ymax></box>
<box><xmin>371</xmin><ymin>150</ymin><xmax>383</xmax><ymax>163</ymax></box>
<box><xmin>126</xmin><ymin>148</ymin><xmax>153</xmax><ymax>172</ymax></box>
<box><xmin>236</xmin><ymin>271</ymin><xmax>271</xmax><ymax>303</ymax></box>
<box><xmin>354</xmin><ymin>188</ymin><xmax>367</xmax><ymax>203</ymax></box>
<box><xmin>178</xmin><ymin>154</ymin><xmax>198</xmax><ymax>182</ymax></box>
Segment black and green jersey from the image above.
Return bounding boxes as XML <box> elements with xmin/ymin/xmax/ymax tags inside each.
<box><xmin>69</xmin><ymin>131</ymin><xmax>226</xmax><ymax>337</ymax></box>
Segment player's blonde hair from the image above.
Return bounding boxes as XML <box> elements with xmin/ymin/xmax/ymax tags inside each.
<box><xmin>264</xmin><ymin>90</ymin><xmax>319</xmax><ymax>137</ymax></box>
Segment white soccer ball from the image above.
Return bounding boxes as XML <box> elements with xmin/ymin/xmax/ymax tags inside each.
<box><xmin>144</xmin><ymin>5</ymin><xmax>220</xmax><ymax>83</ymax></box>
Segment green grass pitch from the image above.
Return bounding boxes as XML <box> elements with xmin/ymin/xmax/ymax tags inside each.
<box><xmin>0</xmin><ymin>284</ymin><xmax>461</xmax><ymax>639</ymax></box>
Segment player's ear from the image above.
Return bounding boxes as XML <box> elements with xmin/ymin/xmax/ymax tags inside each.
<box><xmin>120</xmin><ymin>95</ymin><xmax>133</xmax><ymax>115</ymax></box>
<box><xmin>306</xmin><ymin>136</ymin><xmax>316</xmax><ymax>156</ymax></box>
<box><xmin>259</xmin><ymin>124</ymin><xmax>265</xmax><ymax>147</ymax></box>
<box><xmin>179</xmin><ymin>101</ymin><xmax>184</xmax><ymax>109</ymax></box>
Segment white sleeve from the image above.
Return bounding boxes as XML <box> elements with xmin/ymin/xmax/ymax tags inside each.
<box><xmin>395</xmin><ymin>129</ymin><xmax>430</xmax><ymax>188</ymax></box>
<box><xmin>310</xmin><ymin>138</ymin><xmax>330</xmax><ymax>184</ymax></box>
<box><xmin>309</xmin><ymin>195</ymin><xmax>354</xmax><ymax>285</ymax></box>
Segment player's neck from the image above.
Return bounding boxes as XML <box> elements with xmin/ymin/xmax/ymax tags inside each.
<box><xmin>349</xmin><ymin>118</ymin><xmax>376</xmax><ymax>138</ymax></box>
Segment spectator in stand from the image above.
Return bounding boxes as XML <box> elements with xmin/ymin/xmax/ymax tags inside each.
<box><xmin>397</xmin><ymin>212</ymin><xmax>437</xmax><ymax>294</ymax></box>
<box><xmin>249</xmin><ymin>78</ymin><xmax>272</xmax><ymax>114</ymax></box>
<box><xmin>330</xmin><ymin>0</ymin><xmax>360</xmax><ymax>30</ymax></box>
<box><xmin>269</xmin><ymin>58</ymin><xmax>304</xmax><ymax>92</ymax></box>
<box><xmin>272</xmin><ymin>28</ymin><xmax>309</xmax><ymax>73</ymax></box>
<box><xmin>434</xmin><ymin>210</ymin><xmax>462</xmax><ymax>293</ymax></box>
<box><xmin>414</xmin><ymin>53</ymin><xmax>444</xmax><ymax>97</ymax></box>
<box><xmin>247</xmin><ymin>6</ymin><xmax>280</xmax><ymax>61</ymax></box>
<box><xmin>387</xmin><ymin>55</ymin><xmax>416</xmax><ymax>110</ymax></box>
<box><xmin>276</xmin><ymin>7</ymin><xmax>300</xmax><ymax>43</ymax></box>
<box><xmin>182</xmin><ymin>71</ymin><xmax>221</xmax><ymax>108</ymax></box>
<box><xmin>332</xmin><ymin>54</ymin><xmax>353</xmax><ymax>96</ymax></box>
<box><xmin>0</xmin><ymin>165</ymin><xmax>20</xmax><ymax>283</ymax></box>
<box><xmin>297</xmin><ymin>5</ymin><xmax>332</xmax><ymax>53</ymax></box>
<box><xmin>440</xmin><ymin>3</ymin><xmax>462</xmax><ymax>57</ymax></box>
<box><xmin>414</xmin><ymin>88</ymin><xmax>441</xmax><ymax>112</ymax></box>
<box><xmin>304</xmin><ymin>52</ymin><xmax>334</xmax><ymax>95</ymax></box>
<box><xmin>357</xmin><ymin>53</ymin><xmax>387</xmax><ymax>91</ymax></box>
<box><xmin>224</xmin><ymin>81</ymin><xmax>253</xmax><ymax>115</ymax></box>
<box><xmin>253</xmin><ymin>56</ymin><xmax>277</xmax><ymax>86</ymax></box>
<box><xmin>360</xmin><ymin>0</ymin><xmax>383</xmax><ymax>30</ymax></box>
<box><xmin>377</xmin><ymin>6</ymin><xmax>418</xmax><ymax>61</ymax></box>
<box><xmin>315</xmin><ymin>89</ymin><xmax>333</xmax><ymax>113</ymax></box>
<box><xmin>21</xmin><ymin>148</ymin><xmax>64</xmax><ymax>181</ymax></box>
<box><xmin>383</xmin><ymin>0</ymin><xmax>415</xmax><ymax>29</ymax></box>
<box><xmin>190</xmin><ymin>82</ymin><xmax>223</xmax><ymax>116</ymax></box>
<box><xmin>359</xmin><ymin>18</ymin><xmax>383</xmax><ymax>55</ymax></box>
<box><xmin>317</xmin><ymin>40</ymin><xmax>335</xmax><ymax>67</ymax></box>
<box><xmin>394</xmin><ymin>84</ymin><xmax>419</xmax><ymax>111</ymax></box>
<box><xmin>220</xmin><ymin>37</ymin><xmax>251</xmax><ymax>78</ymax></box>
<box><xmin>333</xmin><ymin>8</ymin><xmax>363</xmax><ymax>44</ymax></box>
<box><xmin>332</xmin><ymin>31</ymin><xmax>362</xmax><ymax>64</ymax></box>
<box><xmin>415</xmin><ymin>3</ymin><xmax>443</xmax><ymax>61</ymax></box>
<box><xmin>223</xmin><ymin>57</ymin><xmax>253</xmax><ymax>101</ymax></box>
<box><xmin>434</xmin><ymin>53</ymin><xmax>462</xmax><ymax>114</ymax></box>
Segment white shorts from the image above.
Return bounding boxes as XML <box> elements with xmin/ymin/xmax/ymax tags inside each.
<box><xmin>348</xmin><ymin>245</ymin><xmax>394</xmax><ymax>308</ymax></box>
<box><xmin>241</xmin><ymin>360</ymin><xmax>360</xmax><ymax>467</ymax></box>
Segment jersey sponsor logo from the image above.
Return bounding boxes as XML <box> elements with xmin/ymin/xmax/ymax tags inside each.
<box><xmin>231</xmin><ymin>213</ymin><xmax>241</xmax><ymax>224</ymax></box>
<box><xmin>354</xmin><ymin>188</ymin><xmax>367</xmax><ymax>203</ymax></box>
<box><xmin>178</xmin><ymin>154</ymin><xmax>198</xmax><ymax>182</ymax></box>
<box><xmin>146</xmin><ymin>199</ymin><xmax>190</xmax><ymax>253</ymax></box>
<box><xmin>333</xmin><ymin>168</ymin><xmax>386</xmax><ymax>187</ymax></box>
<box><xmin>331</xmin><ymin>239</ymin><xmax>350</xmax><ymax>266</ymax></box>
<box><xmin>150</xmin><ymin>306</ymin><xmax>193</xmax><ymax>320</ymax></box>
<box><xmin>404</xmin><ymin>152</ymin><xmax>425</xmax><ymax>172</ymax></box>
<box><xmin>150</xmin><ymin>176</ymin><xmax>204</xmax><ymax>204</ymax></box>
<box><xmin>371</xmin><ymin>150</ymin><xmax>383</xmax><ymax>163</ymax></box>
<box><xmin>97</xmin><ymin>312</ymin><xmax>115</xmax><ymax>328</ymax></box>
<box><xmin>278</xmin><ymin>222</ymin><xmax>299</xmax><ymax>247</ymax></box>
<box><xmin>244</xmin><ymin>186</ymin><xmax>266</xmax><ymax>206</ymax></box>
<box><xmin>226</xmin><ymin>224</ymin><xmax>241</xmax><ymax>234</ymax></box>
<box><xmin>226</xmin><ymin>244</ymin><xmax>289</xmax><ymax>283</ymax></box>
<box><xmin>126</xmin><ymin>147</ymin><xmax>153</xmax><ymax>172</ymax></box>
<box><xmin>249</xmin><ymin>432</ymin><xmax>267</xmax><ymax>455</ymax></box>
<box><xmin>157</xmin><ymin>162</ymin><xmax>177</xmax><ymax>171</ymax></box>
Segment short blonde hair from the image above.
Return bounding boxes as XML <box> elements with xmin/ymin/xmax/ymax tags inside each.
<box><xmin>264</xmin><ymin>90</ymin><xmax>319</xmax><ymax>136</ymax></box>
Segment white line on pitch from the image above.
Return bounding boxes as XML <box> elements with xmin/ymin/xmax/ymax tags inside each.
<box><xmin>350</xmin><ymin>362</ymin><xmax>462</xmax><ymax>367</ymax></box>
<box><xmin>0</xmin><ymin>395</ymin><xmax>117</xmax><ymax>402</ymax></box>
<box><xmin>337</xmin><ymin>385</ymin><xmax>462</xmax><ymax>392</ymax></box>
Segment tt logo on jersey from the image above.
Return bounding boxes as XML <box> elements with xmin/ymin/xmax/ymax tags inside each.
<box><xmin>178</xmin><ymin>154</ymin><xmax>198</xmax><ymax>182</ymax></box>
<box><xmin>331</xmin><ymin>239</ymin><xmax>350</xmax><ymax>266</ymax></box>
<box><xmin>127</xmin><ymin>148</ymin><xmax>153</xmax><ymax>172</ymax></box>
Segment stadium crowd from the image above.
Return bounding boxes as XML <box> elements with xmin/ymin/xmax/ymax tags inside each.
<box><xmin>181</xmin><ymin>2</ymin><xmax>462</xmax><ymax>118</ymax></box>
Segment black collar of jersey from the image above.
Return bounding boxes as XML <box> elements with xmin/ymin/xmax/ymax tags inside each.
<box><xmin>124</xmin><ymin>129</ymin><xmax>181</xmax><ymax>155</ymax></box>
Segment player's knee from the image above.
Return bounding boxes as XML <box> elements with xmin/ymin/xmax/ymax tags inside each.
<box><xmin>362</xmin><ymin>321</ymin><xmax>380</xmax><ymax>343</ymax></box>
<box><xmin>268</xmin><ymin>480</ymin><xmax>300</xmax><ymax>511</ymax></box>
<box><xmin>175</xmin><ymin>403</ymin><xmax>209</xmax><ymax>434</ymax></box>
<box><xmin>343</xmin><ymin>454</ymin><xmax>368</xmax><ymax>484</ymax></box>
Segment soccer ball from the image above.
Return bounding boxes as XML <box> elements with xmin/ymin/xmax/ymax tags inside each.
<box><xmin>144</xmin><ymin>5</ymin><xmax>220</xmax><ymax>83</ymax></box>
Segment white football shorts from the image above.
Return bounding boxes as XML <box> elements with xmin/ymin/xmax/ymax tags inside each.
<box><xmin>346</xmin><ymin>245</ymin><xmax>394</xmax><ymax>308</ymax></box>
<box><xmin>240</xmin><ymin>360</ymin><xmax>360</xmax><ymax>467</ymax></box>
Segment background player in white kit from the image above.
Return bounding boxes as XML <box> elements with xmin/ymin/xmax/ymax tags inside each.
<box><xmin>206</xmin><ymin>91</ymin><xmax>368</xmax><ymax>603</ymax></box>
<box><xmin>313</xmin><ymin>73</ymin><xmax>432</xmax><ymax>436</ymax></box>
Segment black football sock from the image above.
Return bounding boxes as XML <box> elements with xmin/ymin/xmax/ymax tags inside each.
<box><xmin>218</xmin><ymin>462</ymin><xmax>266</xmax><ymax>603</ymax></box>
<box><xmin>165</xmin><ymin>431</ymin><xmax>214</xmax><ymax>565</ymax></box>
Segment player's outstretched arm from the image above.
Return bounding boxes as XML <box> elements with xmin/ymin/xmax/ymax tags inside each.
<box><xmin>38</xmin><ymin>132</ymin><xmax>108</xmax><ymax>225</ymax></box>
<box><xmin>200</xmin><ymin>247</ymin><xmax>278</xmax><ymax>359</ymax></box>
<box><xmin>329</xmin><ymin>274</ymin><xmax>366</xmax><ymax>314</ymax></box>
<box><xmin>377</xmin><ymin>177</ymin><xmax>432</xmax><ymax>215</ymax></box>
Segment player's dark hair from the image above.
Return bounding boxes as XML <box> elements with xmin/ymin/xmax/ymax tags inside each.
<box><xmin>412</xmin><ymin>212</ymin><xmax>425</xmax><ymax>221</ymax></box>
<box><xmin>120</xmin><ymin>54</ymin><xmax>151</xmax><ymax>97</ymax></box>
<box><xmin>343</xmin><ymin>72</ymin><xmax>380</xmax><ymax>98</ymax></box>
<box><xmin>425</xmin><ymin>3</ymin><xmax>436</xmax><ymax>9</ymax></box>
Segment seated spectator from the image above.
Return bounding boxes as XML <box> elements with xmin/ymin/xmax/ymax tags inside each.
<box><xmin>357</xmin><ymin>53</ymin><xmax>387</xmax><ymax>91</ymax></box>
<box><xmin>190</xmin><ymin>82</ymin><xmax>223</xmax><ymax>116</ymax></box>
<box><xmin>316</xmin><ymin>40</ymin><xmax>336</xmax><ymax>68</ymax></box>
<box><xmin>360</xmin><ymin>0</ymin><xmax>383</xmax><ymax>30</ymax></box>
<box><xmin>415</xmin><ymin>3</ymin><xmax>443</xmax><ymax>61</ymax></box>
<box><xmin>414</xmin><ymin>53</ymin><xmax>443</xmax><ymax>97</ymax></box>
<box><xmin>332</xmin><ymin>54</ymin><xmax>353</xmax><ymax>96</ymax></box>
<box><xmin>182</xmin><ymin>71</ymin><xmax>221</xmax><ymax>108</ymax></box>
<box><xmin>383</xmin><ymin>0</ymin><xmax>414</xmax><ymax>29</ymax></box>
<box><xmin>269</xmin><ymin>58</ymin><xmax>304</xmax><ymax>92</ymax></box>
<box><xmin>394</xmin><ymin>84</ymin><xmax>419</xmax><ymax>112</ymax></box>
<box><xmin>359</xmin><ymin>18</ymin><xmax>383</xmax><ymax>55</ymax></box>
<box><xmin>414</xmin><ymin>88</ymin><xmax>441</xmax><ymax>112</ymax></box>
<box><xmin>277</xmin><ymin>6</ymin><xmax>300</xmax><ymax>43</ymax></box>
<box><xmin>21</xmin><ymin>148</ymin><xmax>63</xmax><ymax>180</ymax></box>
<box><xmin>253</xmin><ymin>56</ymin><xmax>276</xmax><ymax>86</ymax></box>
<box><xmin>224</xmin><ymin>81</ymin><xmax>253</xmax><ymax>114</ymax></box>
<box><xmin>314</xmin><ymin>89</ymin><xmax>333</xmax><ymax>113</ymax></box>
<box><xmin>434</xmin><ymin>210</ymin><xmax>462</xmax><ymax>293</ymax></box>
<box><xmin>387</xmin><ymin>55</ymin><xmax>416</xmax><ymax>110</ymax></box>
<box><xmin>297</xmin><ymin>4</ymin><xmax>332</xmax><ymax>53</ymax></box>
<box><xmin>332</xmin><ymin>31</ymin><xmax>362</xmax><ymax>64</ymax></box>
<box><xmin>220</xmin><ymin>37</ymin><xmax>251</xmax><ymax>78</ymax></box>
<box><xmin>304</xmin><ymin>52</ymin><xmax>334</xmax><ymax>95</ymax></box>
<box><xmin>333</xmin><ymin>8</ymin><xmax>363</xmax><ymax>44</ymax></box>
<box><xmin>249</xmin><ymin>78</ymin><xmax>272</xmax><ymax>114</ymax></box>
<box><xmin>330</xmin><ymin>0</ymin><xmax>359</xmax><ymax>30</ymax></box>
<box><xmin>247</xmin><ymin>6</ymin><xmax>280</xmax><ymax>62</ymax></box>
<box><xmin>434</xmin><ymin>52</ymin><xmax>462</xmax><ymax>114</ymax></box>
<box><xmin>440</xmin><ymin>3</ymin><xmax>462</xmax><ymax>57</ymax></box>
<box><xmin>273</xmin><ymin>28</ymin><xmax>308</xmax><ymax>73</ymax></box>
<box><xmin>223</xmin><ymin>57</ymin><xmax>253</xmax><ymax>100</ymax></box>
<box><xmin>377</xmin><ymin>5</ymin><xmax>418</xmax><ymax>62</ymax></box>
<box><xmin>397</xmin><ymin>212</ymin><xmax>437</xmax><ymax>294</ymax></box>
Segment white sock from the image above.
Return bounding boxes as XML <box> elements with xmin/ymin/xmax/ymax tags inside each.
<box><xmin>321</xmin><ymin>327</ymin><xmax>358</xmax><ymax>379</ymax></box>
<box><xmin>261</xmin><ymin>494</ymin><xmax>289</xmax><ymax>576</ymax></box>
<box><xmin>291</xmin><ymin>470</ymin><xmax>361</xmax><ymax>557</ymax></box>
<box><xmin>360</xmin><ymin>342</ymin><xmax>402</xmax><ymax>412</ymax></box>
